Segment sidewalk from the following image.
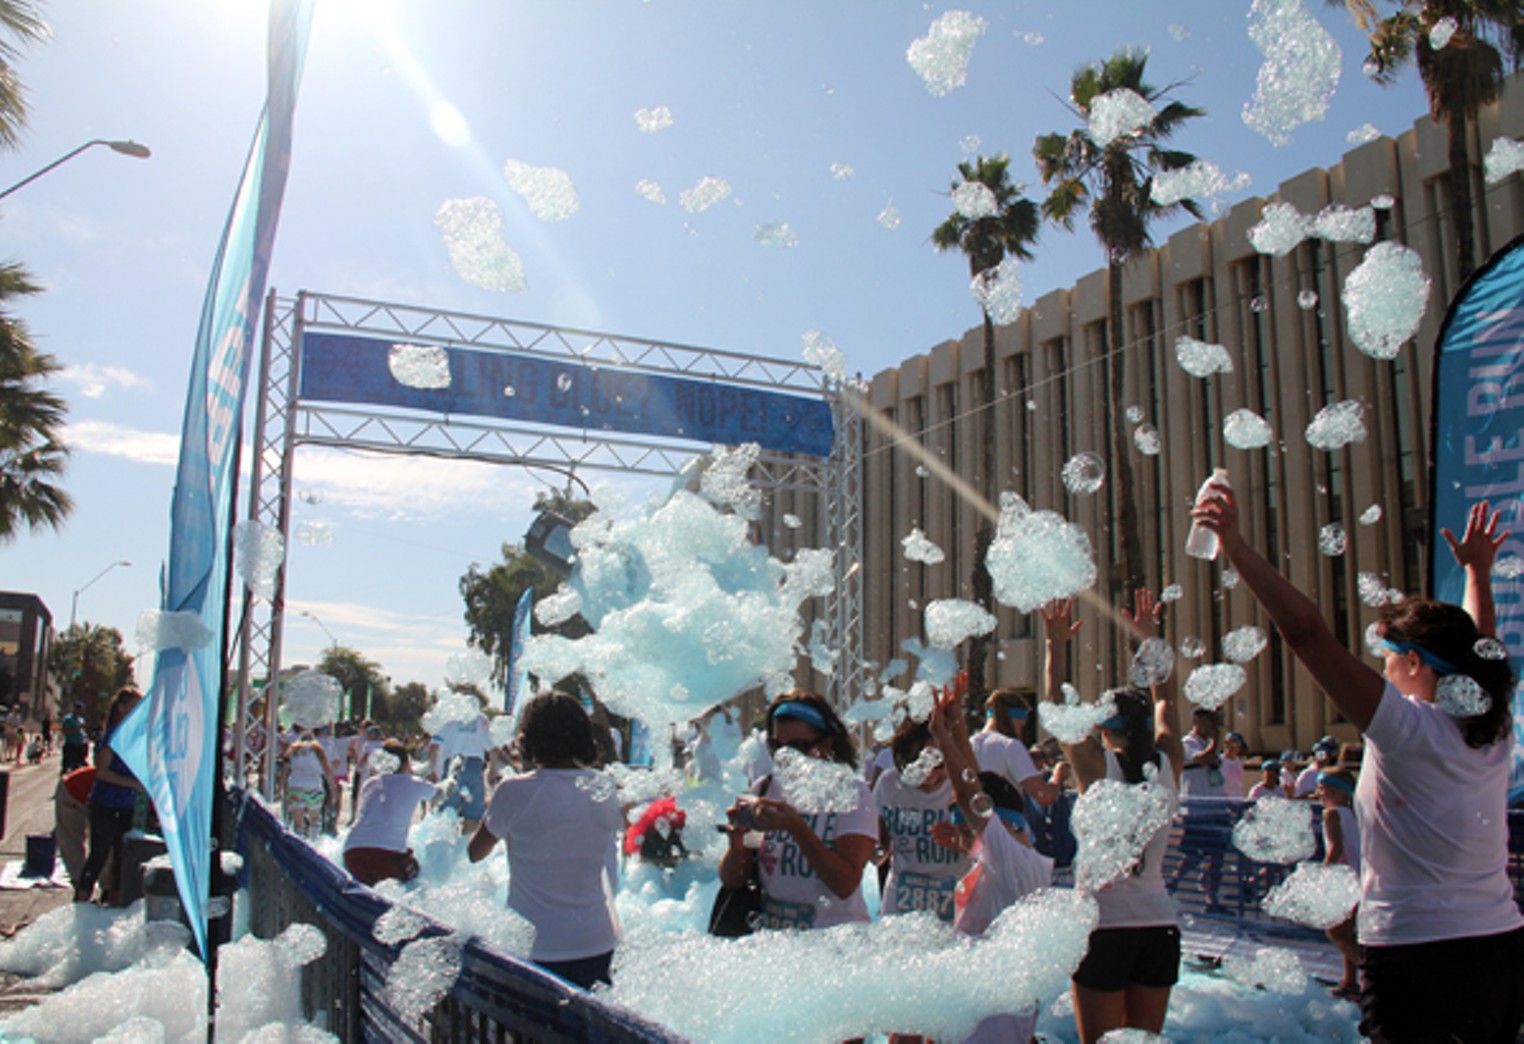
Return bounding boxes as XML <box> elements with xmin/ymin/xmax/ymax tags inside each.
<box><xmin>0</xmin><ymin>749</ymin><xmax>78</xmax><ymax>1016</ymax></box>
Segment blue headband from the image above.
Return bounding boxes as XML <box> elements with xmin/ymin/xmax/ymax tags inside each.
<box><xmin>987</xmin><ymin>707</ymin><xmax>1030</xmax><ymax>722</ymax></box>
<box><xmin>1317</xmin><ymin>771</ymin><xmax>1355</xmax><ymax>795</ymax></box>
<box><xmin>949</xmin><ymin>804</ymin><xmax>1027</xmax><ymax>831</ymax></box>
<box><xmin>773</xmin><ymin>701</ymin><xmax>829</xmax><ymax>733</ymax></box>
<box><xmin>1101</xmin><ymin>715</ymin><xmax>1129</xmax><ymax>732</ymax></box>
<box><xmin>1380</xmin><ymin>638</ymin><xmax>1458</xmax><ymax>675</ymax></box>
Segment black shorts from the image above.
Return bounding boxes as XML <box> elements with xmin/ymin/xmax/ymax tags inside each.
<box><xmin>1359</xmin><ymin>926</ymin><xmax>1524</xmax><ymax>1043</ymax></box>
<box><xmin>1072</xmin><ymin>925</ymin><xmax>1181</xmax><ymax>992</ymax></box>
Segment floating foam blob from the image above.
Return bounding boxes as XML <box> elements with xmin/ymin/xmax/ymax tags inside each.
<box><xmin>679</xmin><ymin>176</ymin><xmax>732</xmax><ymax>213</ymax></box>
<box><xmin>774</xmin><ymin>747</ymin><xmax>863</xmax><ymax>814</ymax></box>
<box><xmin>373</xmin><ymin>906</ymin><xmax>429</xmax><ymax>946</ymax></box>
<box><xmin>1088</xmin><ymin>88</ymin><xmax>1157</xmax><ymax>147</ymax></box>
<box><xmin>755</xmin><ymin>223</ymin><xmax>799</xmax><ymax>247</ymax></box>
<box><xmin>900</xmin><ymin>745</ymin><xmax>944</xmax><ymax>788</ymax></box>
<box><xmin>1125</xmin><ymin>405</ymin><xmax>1144</xmax><ymax>424</ymax></box>
<box><xmin>1297</xmin><ymin>289</ymin><xmax>1319</xmax><ymax>310</ymax></box>
<box><xmin>1305</xmin><ymin>400</ymin><xmax>1366</xmax><ymax>450</ymax></box>
<box><xmin>1497</xmin><ymin>555</ymin><xmax>1524</xmax><ymax>579</ymax></box>
<box><xmin>1221</xmin><ymin>946</ymin><xmax>1308</xmax><ymax>995</ymax></box>
<box><xmin>384</xmin><ymin>933</ymin><xmax>464</xmax><ymax>1022</ymax></box>
<box><xmin>1221</xmin><ymin>568</ymin><xmax>1240</xmax><ymax>589</ymax></box>
<box><xmin>234</xmin><ymin>520</ymin><xmax>286</xmax><ymax>599</ymax></box>
<box><xmin>1134</xmin><ymin>424</ymin><xmax>1161</xmax><ymax>455</ymax></box>
<box><xmin>434</xmin><ymin>197</ymin><xmax>527</xmax><ymax>293</ymax></box>
<box><xmin>282</xmin><ymin>670</ymin><xmax>342</xmax><ymax>729</ymax></box>
<box><xmin>902</xmin><ymin>527</ymin><xmax>946</xmax><ymax>565</ymax></box>
<box><xmin>1038</xmin><ymin>686</ymin><xmax>1117</xmax><ymax>746</ymax></box>
<box><xmin>986</xmin><ymin>493</ymin><xmax>1097</xmax><ymax>613</ymax></box>
<box><xmin>1436</xmin><ymin>673</ymin><xmax>1491</xmax><ymax>717</ymax></box>
<box><xmin>1130</xmin><ymin>637</ymin><xmax>1175</xmax><ymax>687</ymax></box>
<box><xmin>1358</xmin><ymin>571</ymin><xmax>1394</xmax><ymax>606</ymax></box>
<box><xmin>907</xmin><ymin>10</ymin><xmax>986</xmax><ymax>97</ymax></box>
<box><xmin>1242</xmin><ymin>0</ymin><xmax>1342</xmax><ymax>147</ymax></box>
<box><xmin>1179</xmin><ymin>636</ymin><xmax>1206</xmax><ymax>659</ymax></box>
<box><xmin>443</xmin><ymin>649</ymin><xmax>493</xmax><ymax>690</ymax></box>
<box><xmin>574</xmin><ymin>771</ymin><xmax>618</xmax><ymax>803</ymax></box>
<box><xmin>1072</xmin><ymin>775</ymin><xmax>1177</xmax><ymax>891</ymax></box>
<box><xmin>1175</xmin><ymin>335</ymin><xmax>1234</xmax><ymax>377</ymax></box>
<box><xmin>1159</xmin><ymin>583</ymin><xmax>1183</xmax><ymax>604</ymax></box>
<box><xmin>1184</xmin><ymin>663</ymin><xmax>1247</xmax><ymax>710</ymax></box>
<box><xmin>1346</xmin><ymin>122</ymin><xmax>1380</xmax><ymax>145</ymax></box>
<box><xmin>1062</xmin><ymin>451</ymin><xmax>1107</xmax><ymax>495</ymax></box>
<box><xmin>1475</xmin><ymin>637</ymin><xmax>1508</xmax><ymax>661</ymax></box>
<box><xmin>960</xmin><ymin>134</ymin><xmax>981</xmax><ymax>153</ymax></box>
<box><xmin>504</xmin><ymin>159</ymin><xmax>579</xmax><ymax>222</ymax></box>
<box><xmin>1484</xmin><ymin>137</ymin><xmax>1524</xmax><ymax>185</ymax></box>
<box><xmin>1372</xmin><ymin>193</ymin><xmax>1395</xmax><ymax>209</ymax></box>
<box><xmin>1319</xmin><ymin>523</ymin><xmax>1348</xmax><ymax>556</ymax></box>
<box><xmin>388</xmin><ymin>343</ymin><xmax>451</xmax><ymax>389</ymax></box>
<box><xmin>952</xmin><ymin>179</ymin><xmax>998</xmax><ymax>219</ymax></box>
<box><xmin>877</xmin><ymin>202</ymin><xmax>903</xmax><ymax>230</ymax></box>
<box><xmin>1359</xmin><ymin>504</ymin><xmax>1382</xmax><ymax>525</ymax></box>
<box><xmin>972</xmin><ymin>256</ymin><xmax>1022</xmax><ymax>324</ymax></box>
<box><xmin>534</xmin><ymin>586</ymin><xmax>581</xmax><ymax>627</ymax></box>
<box><xmin>925</xmin><ymin>599</ymin><xmax>996</xmax><ymax>649</ymax></box>
<box><xmin>1222</xmin><ymin>626</ymin><xmax>1268</xmax><ymax>664</ymax></box>
<box><xmin>1312</xmin><ymin>204</ymin><xmax>1375</xmax><ymax>244</ymax></box>
<box><xmin>1364</xmin><ymin>621</ymin><xmax>1386</xmax><ymax>658</ymax></box>
<box><xmin>1150</xmin><ymin>160</ymin><xmax>1250</xmax><ymax>205</ymax></box>
<box><xmin>137</xmin><ymin>609</ymin><xmax>213</xmax><ymax>652</ymax></box>
<box><xmin>1232</xmin><ymin>797</ymin><xmax>1315</xmax><ymax>863</ymax></box>
<box><xmin>1249</xmin><ymin>202</ymin><xmax>1312</xmax><ymax>255</ymax></box>
<box><xmin>1224</xmin><ymin>408</ymin><xmax>1274</xmax><ymax>449</ymax></box>
<box><xmin>1263</xmin><ymin>862</ymin><xmax>1360</xmax><ymax>928</ymax></box>
<box><xmin>214</xmin><ymin>923</ymin><xmax>329</xmax><ymax>1042</ymax></box>
<box><xmin>830</xmin><ymin>161</ymin><xmax>855</xmax><ymax>181</ymax></box>
<box><xmin>634</xmin><ymin>105</ymin><xmax>672</xmax><ymax>133</ymax></box>
<box><xmin>700</xmin><ymin>443</ymin><xmax>763</xmax><ymax>519</ymax></box>
<box><xmin>1429</xmin><ymin>15</ymin><xmax>1457</xmax><ymax>48</ymax></box>
<box><xmin>1342</xmin><ymin>242</ymin><xmax>1431</xmax><ymax>360</ymax></box>
<box><xmin>782</xmin><ymin>514</ymin><xmax>802</xmax><ymax>530</ymax></box>
<box><xmin>635</xmin><ymin>179</ymin><xmax>666</xmax><ymax>205</ymax></box>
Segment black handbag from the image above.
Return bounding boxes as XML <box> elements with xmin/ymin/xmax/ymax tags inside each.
<box><xmin>708</xmin><ymin>776</ymin><xmax>768</xmax><ymax>937</ymax></box>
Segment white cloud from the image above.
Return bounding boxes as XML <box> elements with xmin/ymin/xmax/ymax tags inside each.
<box><xmin>62</xmin><ymin>419</ymin><xmax>179</xmax><ymax>464</ymax></box>
<box><xmin>57</xmin><ymin>363</ymin><xmax>152</xmax><ymax>399</ymax></box>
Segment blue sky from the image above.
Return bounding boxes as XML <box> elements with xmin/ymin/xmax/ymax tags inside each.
<box><xmin>0</xmin><ymin>1</ymin><xmax>1430</xmax><ymax>690</ymax></box>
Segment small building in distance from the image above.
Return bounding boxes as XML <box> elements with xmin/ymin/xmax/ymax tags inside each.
<box><xmin>0</xmin><ymin>592</ymin><xmax>55</xmax><ymax>719</ymax></box>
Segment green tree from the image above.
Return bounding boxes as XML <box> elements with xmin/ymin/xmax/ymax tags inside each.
<box><xmin>0</xmin><ymin>262</ymin><xmax>70</xmax><ymax>540</ymax></box>
<box><xmin>0</xmin><ymin>1</ymin><xmax>46</xmax><ymax>151</ymax></box>
<box><xmin>315</xmin><ymin>645</ymin><xmax>389</xmax><ymax>722</ymax></box>
<box><xmin>388</xmin><ymin>680</ymin><xmax>433</xmax><ymax>733</ymax></box>
<box><xmin>460</xmin><ymin>489</ymin><xmax>596</xmax><ymax>685</ymax></box>
<box><xmin>1342</xmin><ymin>0</ymin><xmax>1523</xmax><ymax>282</ymax></box>
<box><xmin>1034</xmin><ymin>47</ymin><xmax>1204</xmax><ymax>594</ymax></box>
<box><xmin>46</xmin><ymin>623</ymin><xmax>135</xmax><ymax>725</ymax></box>
<box><xmin>931</xmin><ymin>153</ymin><xmax>1041</xmax><ymax>702</ymax></box>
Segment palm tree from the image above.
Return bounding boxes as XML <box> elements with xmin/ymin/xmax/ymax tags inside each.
<box><xmin>47</xmin><ymin>623</ymin><xmax>134</xmax><ymax>726</ymax></box>
<box><xmin>0</xmin><ymin>1</ymin><xmax>47</xmax><ymax>151</ymax></box>
<box><xmin>1033</xmin><ymin>47</ymin><xmax>1204</xmax><ymax>595</ymax></box>
<box><xmin>1340</xmin><ymin>0</ymin><xmax>1524</xmax><ymax>283</ymax></box>
<box><xmin>931</xmin><ymin>153</ymin><xmax>1041</xmax><ymax>702</ymax></box>
<box><xmin>0</xmin><ymin>262</ymin><xmax>70</xmax><ymax>540</ymax></box>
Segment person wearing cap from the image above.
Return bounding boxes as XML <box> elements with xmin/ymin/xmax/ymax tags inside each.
<box><xmin>1293</xmin><ymin>736</ymin><xmax>1339</xmax><ymax>798</ymax></box>
<box><xmin>1192</xmin><ymin>490</ymin><xmax>1524</xmax><ymax>1041</ymax></box>
<box><xmin>1246</xmin><ymin>759</ymin><xmax>1289</xmax><ymax>800</ymax></box>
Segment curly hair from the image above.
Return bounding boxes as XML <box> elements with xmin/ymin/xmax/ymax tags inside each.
<box><xmin>517</xmin><ymin>691</ymin><xmax>601</xmax><ymax>769</ymax></box>
<box><xmin>766</xmin><ymin>690</ymin><xmax>857</xmax><ymax>770</ymax></box>
<box><xmin>1378</xmin><ymin>598</ymin><xmax>1516</xmax><ymax>748</ymax></box>
<box><xmin>1102</xmin><ymin>686</ymin><xmax>1160</xmax><ymax>785</ymax></box>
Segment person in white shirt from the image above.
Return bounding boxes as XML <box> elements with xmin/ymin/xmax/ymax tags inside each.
<box><xmin>1171</xmin><ymin>707</ymin><xmax>1228</xmax><ymax>910</ymax></box>
<box><xmin>872</xmin><ymin>718</ymin><xmax>970</xmax><ymax>921</ymax></box>
<box><xmin>1293</xmin><ymin>737</ymin><xmax>1338</xmax><ymax>798</ymax></box>
<box><xmin>1220</xmin><ymin>732</ymin><xmax>1247</xmax><ymax>799</ymax></box>
<box><xmin>1318</xmin><ymin>767</ymin><xmax>1362</xmax><ymax>1000</ymax></box>
<box><xmin>428</xmin><ymin>711</ymin><xmax>493</xmax><ymax>833</ymax></box>
<box><xmin>1245</xmin><ymin>759</ymin><xmax>1289</xmax><ymax>801</ymax></box>
<box><xmin>342</xmin><ymin>740</ymin><xmax>438</xmax><ymax>887</ymax></box>
<box><xmin>470</xmin><ymin>691</ymin><xmax>623</xmax><ymax>990</ymax></box>
<box><xmin>1193</xmin><ymin>489</ymin><xmax>1523</xmax><ymax>1042</ymax></box>
<box><xmin>971</xmin><ymin>689</ymin><xmax>1055</xmax><ymax>806</ymax></box>
<box><xmin>1044</xmin><ymin>591</ymin><xmax>1185</xmax><ymax>1044</ymax></box>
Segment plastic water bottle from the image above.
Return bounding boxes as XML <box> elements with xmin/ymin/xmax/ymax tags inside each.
<box><xmin>1185</xmin><ymin>468</ymin><xmax>1231</xmax><ymax>560</ymax></box>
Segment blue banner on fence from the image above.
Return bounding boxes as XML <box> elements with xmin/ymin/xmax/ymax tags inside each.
<box><xmin>113</xmin><ymin>0</ymin><xmax>313</xmax><ymax>961</ymax></box>
<box><xmin>298</xmin><ymin>331</ymin><xmax>837</xmax><ymax>458</ymax></box>
<box><xmin>504</xmin><ymin>585</ymin><xmax>533</xmax><ymax>715</ymax></box>
<box><xmin>1430</xmin><ymin>234</ymin><xmax>1524</xmax><ymax>791</ymax></box>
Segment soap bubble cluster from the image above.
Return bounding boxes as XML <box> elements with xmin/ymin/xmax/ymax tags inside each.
<box><xmin>1222</xmin><ymin>626</ymin><xmax>1268</xmax><ymax>664</ymax></box>
<box><xmin>233</xmin><ymin>521</ymin><xmax>286</xmax><ymax>599</ymax></box>
<box><xmin>1125</xmin><ymin>405</ymin><xmax>1144</xmax><ymax>424</ymax></box>
<box><xmin>1179</xmin><ymin>636</ymin><xmax>1207</xmax><ymax>659</ymax></box>
<box><xmin>1061</xmin><ymin>451</ymin><xmax>1107</xmax><ymax>495</ymax></box>
<box><xmin>1249</xmin><ymin>201</ymin><xmax>1312</xmax><ymax>255</ymax></box>
<box><xmin>925</xmin><ymin>598</ymin><xmax>997</xmax><ymax>649</ymax></box>
<box><xmin>1342</xmin><ymin>242</ymin><xmax>1431</xmax><ymax>360</ymax></box>
<box><xmin>1497</xmin><ymin>555</ymin><xmax>1524</xmax><ymax>579</ymax></box>
<box><xmin>1436</xmin><ymin>673</ymin><xmax>1491</xmax><ymax>717</ymax></box>
<box><xmin>1359</xmin><ymin>504</ymin><xmax>1383</xmax><ymax>525</ymax></box>
<box><xmin>1134</xmin><ymin>424</ymin><xmax>1161</xmax><ymax>455</ymax></box>
<box><xmin>388</xmin><ymin>343</ymin><xmax>451</xmax><ymax>390</ymax></box>
<box><xmin>1184</xmin><ymin>663</ymin><xmax>1247</xmax><ymax>710</ymax></box>
<box><xmin>972</xmin><ymin>256</ymin><xmax>1023</xmax><ymax>325</ymax></box>
<box><xmin>434</xmin><ymin>197</ymin><xmax>527</xmax><ymax>293</ymax></box>
<box><xmin>1129</xmin><ymin>637</ymin><xmax>1175</xmax><ymax>687</ymax></box>
<box><xmin>1224</xmin><ymin>409</ymin><xmax>1274</xmax><ymax>449</ymax></box>
<box><xmin>1475</xmin><ymin>637</ymin><xmax>1508</xmax><ymax>661</ymax></box>
<box><xmin>1429</xmin><ymin>15</ymin><xmax>1458</xmax><ymax>48</ymax></box>
<box><xmin>900</xmin><ymin>745</ymin><xmax>944</xmax><ymax>788</ymax></box>
<box><xmin>1312</xmin><ymin>204</ymin><xmax>1375</xmax><ymax>244</ymax></box>
<box><xmin>137</xmin><ymin>609</ymin><xmax>214</xmax><ymax>652</ymax></box>
<box><xmin>986</xmin><ymin>494</ymin><xmax>1097</xmax><ymax>612</ymax></box>
<box><xmin>755</xmin><ymin>223</ymin><xmax>799</xmax><ymax>247</ymax></box>
<box><xmin>1159</xmin><ymin>583</ymin><xmax>1184</xmax><ymax>604</ymax></box>
<box><xmin>1175</xmin><ymin>336</ymin><xmax>1234</xmax><ymax>377</ymax></box>
<box><xmin>1346</xmin><ymin>123</ymin><xmax>1380</xmax><ymax>145</ymax></box>
<box><xmin>1305</xmin><ymin>400</ymin><xmax>1366</xmax><ymax>450</ymax></box>
<box><xmin>1222</xmin><ymin>946</ymin><xmax>1308</xmax><ymax>995</ymax></box>
<box><xmin>634</xmin><ymin>105</ymin><xmax>673</xmax><ymax>133</ymax></box>
<box><xmin>906</xmin><ymin>10</ymin><xmax>986</xmax><ymax>97</ymax></box>
<box><xmin>952</xmin><ymin>179</ymin><xmax>998</xmax><ymax>219</ymax></box>
<box><xmin>877</xmin><ymin>202</ymin><xmax>903</xmax><ymax>230</ymax></box>
<box><xmin>1297</xmin><ymin>289</ymin><xmax>1319</xmax><ymax>310</ymax></box>
<box><xmin>802</xmin><ymin>330</ymin><xmax>849</xmax><ymax>380</ymax></box>
<box><xmin>1263</xmin><ymin>862</ymin><xmax>1360</xmax><ymax>928</ymax></box>
<box><xmin>504</xmin><ymin>160</ymin><xmax>579</xmax><ymax>222</ymax></box>
<box><xmin>442</xmin><ymin>649</ymin><xmax>493</xmax><ymax>690</ymax></box>
<box><xmin>1039</xmin><ymin>686</ymin><xmax>1117</xmax><ymax>745</ymax></box>
<box><xmin>1088</xmin><ymin>88</ymin><xmax>1157</xmax><ymax>147</ymax></box>
<box><xmin>1232</xmin><ymin>797</ymin><xmax>1316</xmax><ymax>863</ymax></box>
<box><xmin>282</xmin><ymin>670</ymin><xmax>343</xmax><ymax>729</ymax></box>
<box><xmin>1150</xmin><ymin>160</ymin><xmax>1250</xmax><ymax>206</ymax></box>
<box><xmin>635</xmin><ymin>179</ymin><xmax>666</xmax><ymax>205</ymax></box>
<box><xmin>902</xmin><ymin>527</ymin><xmax>946</xmax><ymax>565</ymax></box>
<box><xmin>679</xmin><ymin>176</ymin><xmax>732</xmax><ymax>214</ymax></box>
<box><xmin>1072</xmin><ymin>775</ymin><xmax>1177</xmax><ymax>891</ymax></box>
<box><xmin>574</xmin><ymin>771</ymin><xmax>618</xmax><ymax>803</ymax></box>
<box><xmin>1242</xmin><ymin>0</ymin><xmax>1342</xmax><ymax>147</ymax></box>
<box><xmin>830</xmin><ymin>162</ymin><xmax>855</xmax><ymax>181</ymax></box>
<box><xmin>1484</xmin><ymin>137</ymin><xmax>1524</xmax><ymax>185</ymax></box>
<box><xmin>384</xmin><ymin>933</ymin><xmax>464</xmax><ymax>1022</ymax></box>
<box><xmin>699</xmin><ymin>443</ymin><xmax>763</xmax><ymax>519</ymax></box>
<box><xmin>373</xmin><ymin>906</ymin><xmax>429</xmax><ymax>947</ymax></box>
<box><xmin>775</xmin><ymin>747</ymin><xmax>864</xmax><ymax>814</ymax></box>
<box><xmin>1319</xmin><ymin>523</ymin><xmax>1348</xmax><ymax>556</ymax></box>
<box><xmin>1358</xmin><ymin>572</ymin><xmax>1396</xmax><ymax>607</ymax></box>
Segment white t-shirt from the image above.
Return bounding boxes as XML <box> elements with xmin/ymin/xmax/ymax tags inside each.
<box><xmin>1092</xmin><ymin>749</ymin><xmax>1179</xmax><ymax>929</ymax></box>
<box><xmin>1293</xmin><ymin>763</ymin><xmax>1322</xmax><ymax>798</ymax></box>
<box><xmin>1221</xmin><ymin>755</ymin><xmax>1246</xmax><ymax>799</ymax></box>
<box><xmin>756</xmin><ymin>776</ymin><xmax>877</xmax><ymax>930</ymax></box>
<box><xmin>970</xmin><ymin>732</ymin><xmax>1039</xmax><ymax>791</ymax></box>
<box><xmin>864</xmin><ymin>745</ymin><xmax>895</xmax><ymax>784</ymax></box>
<box><xmin>954</xmin><ymin>814</ymin><xmax>1054</xmax><ymax>937</ymax></box>
<box><xmin>319</xmin><ymin>737</ymin><xmax>349</xmax><ymax>780</ymax></box>
<box><xmin>1246</xmin><ymin>781</ymin><xmax>1284</xmax><ymax>801</ymax></box>
<box><xmin>483</xmin><ymin>768</ymin><xmax>624</xmax><ymax>961</ymax></box>
<box><xmin>286</xmin><ymin>744</ymin><xmax>327</xmax><ymax>792</ymax></box>
<box><xmin>873</xmin><ymin>767</ymin><xmax>971</xmax><ymax>919</ymax></box>
<box><xmin>738</xmin><ymin>732</ymin><xmax>773</xmax><ymax>786</ymax></box>
<box><xmin>1325</xmin><ymin>804</ymin><xmax>1361</xmax><ymax>876</ymax></box>
<box><xmin>434</xmin><ymin>715</ymin><xmax>492</xmax><ymax>765</ymax></box>
<box><xmin>1179</xmin><ymin>732</ymin><xmax>1225</xmax><ymax>798</ymax></box>
<box><xmin>343</xmin><ymin>773</ymin><xmax>437</xmax><ymax>853</ymax></box>
<box><xmin>1355</xmin><ymin>682</ymin><xmax>1523</xmax><ymax>947</ymax></box>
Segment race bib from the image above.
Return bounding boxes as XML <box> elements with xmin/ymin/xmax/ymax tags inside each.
<box><xmin>897</xmin><ymin>870</ymin><xmax>956</xmax><ymax>921</ymax></box>
<box><xmin>758</xmin><ymin>896</ymin><xmax>817</xmax><ymax>931</ymax></box>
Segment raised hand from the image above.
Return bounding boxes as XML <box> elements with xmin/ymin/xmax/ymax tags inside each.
<box><xmin>1189</xmin><ymin>478</ymin><xmax>1242</xmax><ymax>553</ymax></box>
<box><xmin>1121</xmin><ymin>587</ymin><xmax>1164</xmax><ymax>642</ymax></box>
<box><xmin>1040</xmin><ymin>598</ymin><xmax>1083</xmax><ymax>647</ymax></box>
<box><xmin>1442</xmin><ymin>500</ymin><xmax>1510</xmax><ymax>574</ymax></box>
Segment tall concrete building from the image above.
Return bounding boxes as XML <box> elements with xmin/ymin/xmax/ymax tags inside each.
<box><xmin>775</xmin><ymin>77</ymin><xmax>1524</xmax><ymax>755</ymax></box>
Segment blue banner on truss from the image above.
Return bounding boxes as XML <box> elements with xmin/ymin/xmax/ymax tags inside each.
<box><xmin>298</xmin><ymin>331</ymin><xmax>836</xmax><ymax>458</ymax></box>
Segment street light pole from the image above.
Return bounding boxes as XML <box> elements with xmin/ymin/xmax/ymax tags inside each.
<box><xmin>298</xmin><ymin>609</ymin><xmax>338</xmax><ymax>649</ymax></box>
<box><xmin>69</xmin><ymin>559</ymin><xmax>131</xmax><ymax>632</ymax></box>
<box><xmin>0</xmin><ymin>139</ymin><xmax>151</xmax><ymax>201</ymax></box>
